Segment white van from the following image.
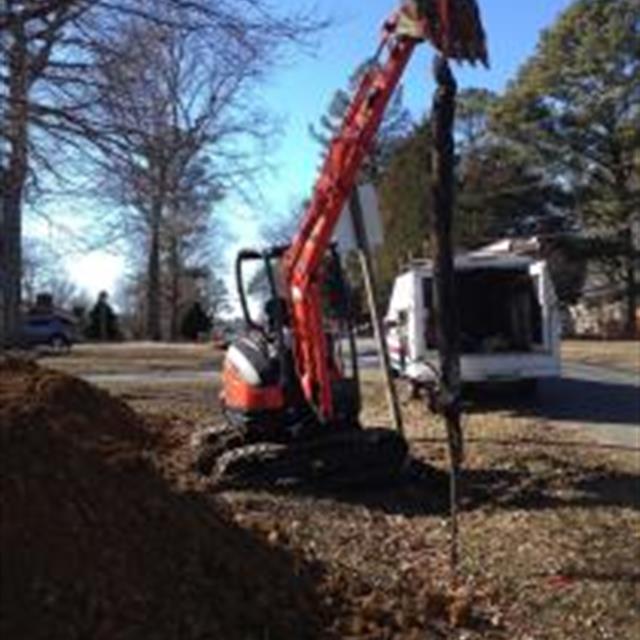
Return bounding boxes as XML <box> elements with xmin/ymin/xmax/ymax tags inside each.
<box><xmin>385</xmin><ymin>251</ymin><xmax>561</xmax><ymax>391</ymax></box>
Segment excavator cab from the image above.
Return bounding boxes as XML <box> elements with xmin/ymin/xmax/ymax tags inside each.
<box><xmin>228</xmin><ymin>245</ymin><xmax>361</xmax><ymax>435</ymax></box>
<box><xmin>235</xmin><ymin>247</ymin><xmax>288</xmax><ymax>338</ymax></box>
<box><xmin>195</xmin><ymin>242</ymin><xmax>405</xmax><ymax>486</ymax></box>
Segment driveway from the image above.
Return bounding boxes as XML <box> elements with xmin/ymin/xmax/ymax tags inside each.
<box><xmin>84</xmin><ymin>369</ymin><xmax>220</xmax><ymax>386</ymax></box>
<box><xmin>535</xmin><ymin>362</ymin><xmax>639</xmax><ymax>449</ymax></box>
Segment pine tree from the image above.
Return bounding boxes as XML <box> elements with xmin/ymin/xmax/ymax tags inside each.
<box><xmin>86</xmin><ymin>292</ymin><xmax>120</xmax><ymax>342</ymax></box>
<box><xmin>180</xmin><ymin>302</ymin><xmax>212</xmax><ymax>341</ymax></box>
<box><xmin>492</xmin><ymin>0</ymin><xmax>640</xmax><ymax>230</ymax></box>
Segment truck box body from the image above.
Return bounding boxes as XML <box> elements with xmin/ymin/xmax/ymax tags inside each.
<box><xmin>385</xmin><ymin>252</ymin><xmax>561</xmax><ymax>386</ymax></box>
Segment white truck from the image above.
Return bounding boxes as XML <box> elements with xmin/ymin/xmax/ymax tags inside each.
<box><xmin>384</xmin><ymin>250</ymin><xmax>561</xmax><ymax>395</ymax></box>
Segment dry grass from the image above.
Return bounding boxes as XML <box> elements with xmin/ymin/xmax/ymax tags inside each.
<box><xmin>43</xmin><ymin>339</ymin><xmax>639</xmax><ymax>378</ymax></box>
<box><xmin>39</xmin><ymin>341</ymin><xmax>223</xmax><ymax>375</ymax></box>
<box><xmin>562</xmin><ymin>340</ymin><xmax>640</xmax><ymax>374</ymax></box>
<box><xmin>88</xmin><ymin>370</ymin><xmax>640</xmax><ymax>640</ymax></box>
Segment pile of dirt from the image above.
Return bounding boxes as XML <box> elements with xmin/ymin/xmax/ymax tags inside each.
<box><xmin>0</xmin><ymin>359</ymin><xmax>326</xmax><ymax>640</ymax></box>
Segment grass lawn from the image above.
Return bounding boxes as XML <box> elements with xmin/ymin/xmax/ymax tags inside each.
<box><xmin>562</xmin><ymin>340</ymin><xmax>640</xmax><ymax>374</ymax></box>
<box><xmin>40</xmin><ymin>339</ymin><xmax>640</xmax><ymax>377</ymax></box>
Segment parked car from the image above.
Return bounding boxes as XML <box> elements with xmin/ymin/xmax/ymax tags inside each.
<box><xmin>21</xmin><ymin>314</ymin><xmax>77</xmax><ymax>352</ymax></box>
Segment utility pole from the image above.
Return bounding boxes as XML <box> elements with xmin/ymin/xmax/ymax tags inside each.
<box><xmin>429</xmin><ymin>55</ymin><xmax>464</xmax><ymax>581</ymax></box>
<box><xmin>349</xmin><ymin>188</ymin><xmax>404</xmax><ymax>436</ymax></box>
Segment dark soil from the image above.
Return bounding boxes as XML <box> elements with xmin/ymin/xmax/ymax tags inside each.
<box><xmin>0</xmin><ymin>358</ymin><xmax>327</xmax><ymax>640</ymax></box>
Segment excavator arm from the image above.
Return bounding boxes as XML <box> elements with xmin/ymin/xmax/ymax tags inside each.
<box><xmin>283</xmin><ymin>0</ymin><xmax>487</xmax><ymax>422</ymax></box>
<box><xmin>283</xmin><ymin>35</ymin><xmax>417</xmax><ymax>422</ymax></box>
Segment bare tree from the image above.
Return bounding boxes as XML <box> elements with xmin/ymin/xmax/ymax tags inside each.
<box><xmin>22</xmin><ymin>236</ymin><xmax>89</xmax><ymax>309</ymax></box>
<box><xmin>89</xmin><ymin>9</ymin><xmax>280</xmax><ymax>339</ymax></box>
<box><xmin>163</xmin><ymin>160</ymin><xmax>226</xmax><ymax>340</ymax></box>
<box><xmin>260</xmin><ymin>198</ymin><xmax>310</xmax><ymax>247</ymax></box>
<box><xmin>1</xmin><ymin>0</ymin><xmax>324</xmax><ymax>347</ymax></box>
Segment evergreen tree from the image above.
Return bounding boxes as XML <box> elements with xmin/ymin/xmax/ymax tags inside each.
<box><xmin>457</xmin><ymin>138</ymin><xmax>575</xmax><ymax>243</ymax></box>
<box><xmin>180</xmin><ymin>302</ymin><xmax>212</xmax><ymax>341</ymax></box>
<box><xmin>86</xmin><ymin>292</ymin><xmax>120</xmax><ymax>342</ymax></box>
<box><xmin>375</xmin><ymin>90</ymin><xmax>575</xmax><ymax>296</ymax></box>
<box><xmin>456</xmin><ymin>88</ymin><xmax>498</xmax><ymax>150</ymax></box>
<box><xmin>492</xmin><ymin>0</ymin><xmax>639</xmax><ymax>332</ymax></box>
<box><xmin>455</xmin><ymin>88</ymin><xmax>574</xmax><ymax>243</ymax></box>
<box><xmin>492</xmin><ymin>0</ymin><xmax>640</xmax><ymax>229</ymax></box>
<box><xmin>377</xmin><ymin>121</ymin><xmax>434</xmax><ymax>295</ymax></box>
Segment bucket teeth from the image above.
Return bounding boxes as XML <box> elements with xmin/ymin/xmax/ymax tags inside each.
<box><xmin>394</xmin><ymin>0</ymin><xmax>489</xmax><ymax>67</ymax></box>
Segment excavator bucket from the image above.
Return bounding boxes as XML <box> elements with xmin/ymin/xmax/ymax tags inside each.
<box><xmin>390</xmin><ymin>0</ymin><xmax>489</xmax><ymax>67</ymax></box>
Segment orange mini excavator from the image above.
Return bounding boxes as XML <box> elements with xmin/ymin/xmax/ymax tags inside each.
<box><xmin>195</xmin><ymin>0</ymin><xmax>487</xmax><ymax>487</ymax></box>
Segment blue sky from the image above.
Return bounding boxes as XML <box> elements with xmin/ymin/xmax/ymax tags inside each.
<box><xmin>43</xmin><ymin>0</ymin><xmax>575</xmax><ymax>301</ymax></box>
<box><xmin>250</xmin><ymin>0</ymin><xmax>574</xmax><ymax>225</ymax></box>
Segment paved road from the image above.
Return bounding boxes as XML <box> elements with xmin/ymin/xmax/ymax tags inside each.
<box><xmin>83</xmin><ymin>352</ymin><xmax>639</xmax><ymax>450</ymax></box>
<box><xmin>85</xmin><ymin>369</ymin><xmax>219</xmax><ymax>385</ymax></box>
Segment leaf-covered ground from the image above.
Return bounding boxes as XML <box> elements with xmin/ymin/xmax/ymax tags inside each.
<box><xmin>101</xmin><ymin>373</ymin><xmax>640</xmax><ymax>640</ymax></box>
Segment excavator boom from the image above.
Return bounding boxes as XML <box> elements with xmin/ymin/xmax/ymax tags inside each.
<box><xmin>283</xmin><ymin>0</ymin><xmax>487</xmax><ymax>421</ymax></box>
<box><xmin>283</xmin><ymin>36</ymin><xmax>417</xmax><ymax>421</ymax></box>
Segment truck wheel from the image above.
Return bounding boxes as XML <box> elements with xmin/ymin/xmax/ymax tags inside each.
<box><xmin>426</xmin><ymin>387</ymin><xmax>440</xmax><ymax>414</ymax></box>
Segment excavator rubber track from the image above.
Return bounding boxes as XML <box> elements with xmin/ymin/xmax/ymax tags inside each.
<box><xmin>194</xmin><ymin>426</ymin><xmax>408</xmax><ymax>490</ymax></box>
<box><xmin>191</xmin><ymin>423</ymin><xmax>247</xmax><ymax>476</ymax></box>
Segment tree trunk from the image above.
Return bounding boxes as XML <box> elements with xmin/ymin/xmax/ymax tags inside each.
<box><xmin>429</xmin><ymin>56</ymin><xmax>463</xmax><ymax>581</ymax></box>
<box><xmin>168</xmin><ymin>234</ymin><xmax>181</xmax><ymax>342</ymax></box>
<box><xmin>146</xmin><ymin>212</ymin><xmax>162</xmax><ymax>342</ymax></box>
<box><xmin>0</xmin><ymin>182</ymin><xmax>25</xmax><ymax>350</ymax></box>
<box><xmin>146</xmin><ymin>155</ymin><xmax>167</xmax><ymax>342</ymax></box>
<box><xmin>1</xmin><ymin>20</ymin><xmax>29</xmax><ymax>349</ymax></box>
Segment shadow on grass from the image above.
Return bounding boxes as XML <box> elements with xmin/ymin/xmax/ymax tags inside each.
<box><xmin>462</xmin><ymin>377</ymin><xmax>640</xmax><ymax>429</ymax></box>
<box><xmin>251</xmin><ymin>455</ymin><xmax>640</xmax><ymax>518</ymax></box>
